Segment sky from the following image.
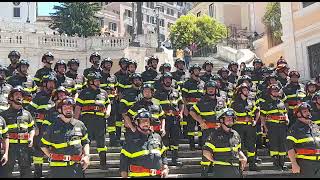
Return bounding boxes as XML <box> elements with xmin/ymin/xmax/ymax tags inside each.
<box><xmin>37</xmin><ymin>2</ymin><xmax>61</xmax><ymax>16</ymax></box>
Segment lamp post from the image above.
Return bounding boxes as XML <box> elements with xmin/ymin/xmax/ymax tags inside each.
<box><xmin>26</xmin><ymin>2</ymin><xmax>30</xmax><ymax>23</ymax></box>
<box><xmin>155</xmin><ymin>4</ymin><xmax>162</xmax><ymax>52</ymax></box>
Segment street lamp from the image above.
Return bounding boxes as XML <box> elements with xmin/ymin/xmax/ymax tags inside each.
<box><xmin>155</xmin><ymin>4</ymin><xmax>162</xmax><ymax>52</ymax></box>
<box><xmin>26</xmin><ymin>2</ymin><xmax>30</xmax><ymax>23</ymax></box>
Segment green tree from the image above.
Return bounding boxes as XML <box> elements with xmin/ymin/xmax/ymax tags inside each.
<box><xmin>169</xmin><ymin>14</ymin><xmax>228</xmax><ymax>49</ymax></box>
<box><xmin>50</xmin><ymin>2</ymin><xmax>102</xmax><ymax>37</ymax></box>
<box><xmin>262</xmin><ymin>2</ymin><xmax>282</xmax><ymax>41</ymax></box>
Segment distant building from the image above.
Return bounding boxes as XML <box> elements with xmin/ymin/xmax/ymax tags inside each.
<box><xmin>0</xmin><ymin>2</ymin><xmax>37</xmax><ymax>23</ymax></box>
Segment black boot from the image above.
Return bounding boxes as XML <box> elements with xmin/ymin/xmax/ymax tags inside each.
<box><xmin>99</xmin><ymin>152</ymin><xmax>108</xmax><ymax>170</ymax></box>
<box><xmin>248</xmin><ymin>157</ymin><xmax>259</xmax><ymax>171</ymax></box>
<box><xmin>201</xmin><ymin>166</ymin><xmax>209</xmax><ymax>177</ymax></box>
<box><xmin>272</xmin><ymin>155</ymin><xmax>280</xmax><ymax>168</ymax></box>
<box><xmin>171</xmin><ymin>150</ymin><xmax>183</xmax><ymax>167</ymax></box>
<box><xmin>255</xmin><ymin>156</ymin><xmax>262</xmax><ymax>164</ymax></box>
<box><xmin>279</xmin><ymin>155</ymin><xmax>288</xmax><ymax>171</ymax></box>
<box><xmin>109</xmin><ymin>134</ymin><xmax>121</xmax><ymax>147</ymax></box>
<box><xmin>34</xmin><ymin>164</ymin><xmax>43</xmax><ymax>178</ymax></box>
<box><xmin>189</xmin><ymin>137</ymin><xmax>195</xmax><ymax>151</ymax></box>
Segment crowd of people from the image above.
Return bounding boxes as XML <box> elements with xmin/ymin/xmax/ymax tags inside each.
<box><xmin>0</xmin><ymin>50</ymin><xmax>320</xmax><ymax>178</ymax></box>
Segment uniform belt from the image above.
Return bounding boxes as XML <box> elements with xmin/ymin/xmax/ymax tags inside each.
<box><xmin>236</xmin><ymin>117</ymin><xmax>252</xmax><ymax>122</ymax></box>
<box><xmin>8</xmin><ymin>133</ymin><xmax>30</xmax><ymax>140</ymax></box>
<box><xmin>164</xmin><ymin>110</ymin><xmax>180</xmax><ymax>116</ymax></box>
<box><xmin>81</xmin><ymin>106</ymin><xmax>105</xmax><ymax>112</ymax></box>
<box><xmin>296</xmin><ymin>149</ymin><xmax>320</xmax><ymax>155</ymax></box>
<box><xmin>152</xmin><ymin>124</ymin><xmax>161</xmax><ymax>132</ymax></box>
<box><xmin>205</xmin><ymin>121</ymin><xmax>221</xmax><ymax>129</ymax></box>
<box><xmin>266</xmin><ymin>115</ymin><xmax>287</xmax><ymax>121</ymax></box>
<box><xmin>129</xmin><ymin>165</ymin><xmax>162</xmax><ymax>176</ymax></box>
<box><xmin>287</xmin><ymin>100</ymin><xmax>300</xmax><ymax>106</ymax></box>
<box><xmin>50</xmin><ymin>153</ymin><xmax>82</xmax><ymax>162</ymax></box>
<box><xmin>185</xmin><ymin>98</ymin><xmax>200</xmax><ymax>103</ymax></box>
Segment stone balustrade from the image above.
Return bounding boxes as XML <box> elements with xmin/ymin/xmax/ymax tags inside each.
<box><xmin>0</xmin><ymin>32</ymin><xmax>132</xmax><ymax>51</ymax></box>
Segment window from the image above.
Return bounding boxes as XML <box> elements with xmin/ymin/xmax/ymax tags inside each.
<box><xmin>197</xmin><ymin>11</ymin><xmax>201</xmax><ymax>17</ymax></box>
<box><xmin>160</xmin><ymin>19</ymin><xmax>165</xmax><ymax>27</ymax></box>
<box><xmin>13</xmin><ymin>7</ymin><xmax>20</xmax><ymax>17</ymax></box>
<box><xmin>209</xmin><ymin>3</ymin><xmax>214</xmax><ymax>17</ymax></box>
<box><xmin>146</xmin><ymin>2</ymin><xmax>154</xmax><ymax>9</ymax></box>
<box><xmin>302</xmin><ymin>2</ymin><xmax>316</xmax><ymax>8</ymax></box>
<box><xmin>307</xmin><ymin>42</ymin><xmax>320</xmax><ymax>78</ymax></box>
<box><xmin>160</xmin><ymin>6</ymin><xmax>164</xmax><ymax>13</ymax></box>
<box><xmin>167</xmin><ymin>22</ymin><xmax>173</xmax><ymax>28</ymax></box>
<box><xmin>100</xmin><ymin>19</ymin><xmax>104</xmax><ymax>27</ymax></box>
<box><xmin>177</xmin><ymin>2</ymin><xmax>183</xmax><ymax>6</ymax></box>
<box><xmin>146</xmin><ymin>15</ymin><xmax>150</xmax><ymax>23</ymax></box>
<box><xmin>151</xmin><ymin>16</ymin><xmax>156</xmax><ymax>24</ymax></box>
<box><xmin>170</xmin><ymin>9</ymin><xmax>175</xmax><ymax>16</ymax></box>
<box><xmin>127</xmin><ymin>25</ymin><xmax>133</xmax><ymax>35</ymax></box>
<box><xmin>109</xmin><ymin>22</ymin><xmax>117</xmax><ymax>31</ymax></box>
<box><xmin>125</xmin><ymin>9</ymin><xmax>132</xmax><ymax>17</ymax></box>
<box><xmin>166</xmin><ymin>8</ymin><xmax>170</xmax><ymax>15</ymax></box>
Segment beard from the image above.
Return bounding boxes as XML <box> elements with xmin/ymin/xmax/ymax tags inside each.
<box><xmin>64</xmin><ymin>112</ymin><xmax>73</xmax><ymax>118</ymax></box>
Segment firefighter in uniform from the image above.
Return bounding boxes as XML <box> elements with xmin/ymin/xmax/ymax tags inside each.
<box><xmin>230</xmin><ymin>83</ymin><xmax>259</xmax><ymax>171</ymax></box>
<box><xmin>316</xmin><ymin>74</ymin><xmax>320</xmax><ymax>91</ymax></box>
<box><xmin>83</xmin><ymin>52</ymin><xmax>102</xmax><ymax>78</ymax></box>
<box><xmin>171</xmin><ymin>58</ymin><xmax>186</xmax><ymax>88</ymax></box>
<box><xmin>202</xmin><ymin>108</ymin><xmax>247</xmax><ymax>178</ymax></box>
<box><xmin>66</xmin><ymin>58</ymin><xmax>85</xmax><ymax>92</ymax></box>
<box><xmin>260</xmin><ymin>84</ymin><xmax>289</xmax><ymax>170</ymax></box>
<box><xmin>218</xmin><ymin>67</ymin><xmax>234</xmax><ymax>99</ymax></box>
<box><xmin>200</xmin><ymin>60</ymin><xmax>214</xmax><ymax>83</ymax></box>
<box><xmin>100</xmin><ymin>57</ymin><xmax>121</xmax><ymax>146</ymax></box>
<box><xmin>241</xmin><ymin>67</ymin><xmax>253</xmax><ymax>76</ymax></box>
<box><xmin>154</xmin><ymin>63</ymin><xmax>172</xmax><ymax>90</ymax></box>
<box><xmin>181</xmin><ymin>64</ymin><xmax>205</xmax><ymax>150</ymax></box>
<box><xmin>275</xmin><ymin>64</ymin><xmax>290</xmax><ymax>87</ymax></box>
<box><xmin>6</xmin><ymin>50</ymin><xmax>21</xmax><ymax>77</ymax></box>
<box><xmin>251</xmin><ymin>58</ymin><xmax>264</xmax><ymax>93</ymax></box>
<box><xmin>311</xmin><ymin>91</ymin><xmax>320</xmax><ymax>125</ymax></box>
<box><xmin>227</xmin><ymin>61</ymin><xmax>239</xmax><ymax>85</ymax></box>
<box><xmin>283</xmin><ymin>70</ymin><xmax>306</xmax><ymax>127</ymax></box>
<box><xmin>26</xmin><ymin>73</ymin><xmax>57</xmax><ymax>178</ymax></box>
<box><xmin>75</xmin><ymin>72</ymin><xmax>111</xmax><ymax>170</ymax></box>
<box><xmin>189</xmin><ymin>80</ymin><xmax>226</xmax><ymax>175</ymax></box>
<box><xmin>124</xmin><ymin>83</ymin><xmax>165</xmax><ymax>137</ymax></box>
<box><xmin>54</xmin><ymin>60</ymin><xmax>76</xmax><ymax>95</ymax></box>
<box><xmin>141</xmin><ymin>56</ymin><xmax>159</xmax><ymax>84</ymax></box>
<box><xmin>0</xmin><ymin>86</ymin><xmax>35</xmax><ymax>178</ymax></box>
<box><xmin>303</xmin><ymin>80</ymin><xmax>318</xmax><ymax>103</ymax></box>
<box><xmin>286</xmin><ymin>102</ymin><xmax>320</xmax><ymax>177</ymax></box>
<box><xmin>0</xmin><ymin>109</ymin><xmax>9</xmax><ymax>177</ymax></box>
<box><xmin>7</xmin><ymin>59</ymin><xmax>37</xmax><ymax>95</ymax></box>
<box><xmin>115</xmin><ymin>57</ymin><xmax>130</xmax><ymax>96</ymax></box>
<box><xmin>277</xmin><ymin>56</ymin><xmax>287</xmax><ymax>66</ymax></box>
<box><xmin>119</xmin><ymin>73</ymin><xmax>143</xmax><ymax>133</ymax></box>
<box><xmin>40</xmin><ymin>97</ymin><xmax>90</xmax><ymax>178</ymax></box>
<box><xmin>120</xmin><ymin>109</ymin><xmax>169</xmax><ymax>178</ymax></box>
<box><xmin>153</xmin><ymin>72</ymin><xmax>184</xmax><ymax>166</ymax></box>
<box><xmin>127</xmin><ymin>59</ymin><xmax>138</xmax><ymax>75</ymax></box>
<box><xmin>0</xmin><ymin>66</ymin><xmax>12</xmax><ymax>113</ymax></box>
<box><xmin>33</xmin><ymin>52</ymin><xmax>55</xmax><ymax>87</ymax></box>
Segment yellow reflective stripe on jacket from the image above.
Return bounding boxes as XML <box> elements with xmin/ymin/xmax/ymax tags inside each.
<box><xmin>0</xmin><ymin>127</ymin><xmax>8</xmax><ymax>134</ymax></box>
<box><xmin>152</xmin><ymin>111</ymin><xmax>164</xmax><ymax>119</ymax></box>
<box><xmin>247</xmin><ymin>151</ymin><xmax>256</xmax><ymax>157</ymax></box>
<box><xmin>204</xmin><ymin>142</ymin><xmax>241</xmax><ymax>152</ymax></box>
<box><xmin>296</xmin><ymin>155</ymin><xmax>320</xmax><ymax>161</ymax></box>
<box><xmin>49</xmin><ymin>161</ymin><xmax>76</xmax><ymax>167</ymax></box>
<box><xmin>41</xmin><ymin>137</ymin><xmax>53</xmax><ymax>146</ymax></box>
<box><xmin>9</xmin><ymin>139</ymin><xmax>28</xmax><ymax>143</ymax></box>
<box><xmin>189</xmin><ymin>89</ymin><xmax>205</xmax><ymax>93</ymax></box>
<box><xmin>153</xmin><ymin>99</ymin><xmax>180</xmax><ymax>105</ymax></box>
<box><xmin>266</xmin><ymin>120</ymin><xmax>286</xmax><ymax>124</ymax></box>
<box><xmin>33</xmin><ymin>77</ymin><xmax>41</xmax><ymax>82</ymax></box>
<box><xmin>286</xmin><ymin>93</ymin><xmax>306</xmax><ymax>99</ymax></box>
<box><xmin>314</xmin><ymin>120</ymin><xmax>320</xmax><ymax>125</ymax></box>
<box><xmin>7</xmin><ymin>122</ymin><xmax>33</xmax><ymax>129</ymax></box>
<box><xmin>97</xmin><ymin>146</ymin><xmax>108</xmax><ymax>152</ymax></box>
<box><xmin>81</xmin><ymin>112</ymin><xmax>105</xmax><ymax>117</ymax></box>
<box><xmin>145</xmin><ymin>81</ymin><xmax>155</xmax><ymax>84</ymax></box>
<box><xmin>270</xmin><ymin>151</ymin><xmax>279</xmax><ymax>156</ymax></box>
<box><xmin>81</xmin><ymin>134</ymin><xmax>88</xmax><ymax>141</ymax></box>
<box><xmin>200</xmin><ymin>161</ymin><xmax>212</xmax><ymax>166</ymax></box>
<box><xmin>118</xmin><ymin>83</ymin><xmax>132</xmax><ymax>89</ymax></box>
<box><xmin>107</xmin><ymin>126</ymin><xmax>116</xmax><ymax>132</ymax></box>
<box><xmin>120</xmin><ymin>99</ymin><xmax>135</xmax><ymax>106</ymax></box>
<box><xmin>33</xmin><ymin>156</ymin><xmax>44</xmax><ymax>164</ymax></box>
<box><xmin>128</xmin><ymin>109</ymin><xmax>137</xmax><ymax>116</ymax></box>
<box><xmin>187</xmin><ymin>131</ymin><xmax>202</xmax><ymax>137</ymax></box>
<box><xmin>120</xmin><ymin>148</ymin><xmax>164</xmax><ymax>158</ymax></box>
<box><xmin>260</xmin><ymin>109</ymin><xmax>287</xmax><ymax>115</ymax></box>
<box><xmin>192</xmin><ymin>104</ymin><xmax>216</xmax><ymax>116</ymax></box>
<box><xmin>180</xmin><ymin>121</ymin><xmax>187</xmax><ymax>125</ymax></box>
<box><xmin>116</xmin><ymin>121</ymin><xmax>123</xmax><ymax>127</ymax></box>
<box><xmin>129</xmin><ymin>172</ymin><xmax>157</xmax><ymax>177</ymax></box>
<box><xmin>213</xmin><ymin>161</ymin><xmax>239</xmax><ymax>166</ymax></box>
<box><xmin>170</xmin><ymin>145</ymin><xmax>178</xmax><ymax>150</ymax></box>
<box><xmin>286</xmin><ymin>136</ymin><xmax>319</xmax><ymax>144</ymax></box>
<box><xmin>181</xmin><ymin>88</ymin><xmax>189</xmax><ymax>93</ymax></box>
<box><xmin>24</xmin><ymin>86</ymin><xmax>37</xmax><ymax>93</ymax></box>
<box><xmin>30</xmin><ymin>101</ymin><xmax>52</xmax><ymax>110</ymax></box>
<box><xmin>42</xmin><ymin>120</ymin><xmax>52</xmax><ymax>126</ymax></box>
<box><xmin>279</xmin><ymin>152</ymin><xmax>287</xmax><ymax>156</ymax></box>
<box><xmin>76</xmin><ymin>98</ymin><xmax>109</xmax><ymax>105</ymax></box>
<box><xmin>100</xmin><ymin>83</ymin><xmax>116</xmax><ymax>88</ymax></box>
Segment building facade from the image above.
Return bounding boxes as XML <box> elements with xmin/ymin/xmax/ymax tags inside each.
<box><xmin>253</xmin><ymin>2</ymin><xmax>320</xmax><ymax>80</ymax></box>
<box><xmin>0</xmin><ymin>2</ymin><xmax>37</xmax><ymax>23</ymax></box>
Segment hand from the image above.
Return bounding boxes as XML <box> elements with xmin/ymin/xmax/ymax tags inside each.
<box><xmin>252</xmin><ymin>121</ymin><xmax>256</xmax><ymax>127</ymax></box>
<box><xmin>1</xmin><ymin>153</ymin><xmax>8</xmax><ymax>166</ymax></box>
<box><xmin>81</xmin><ymin>155</ymin><xmax>90</xmax><ymax>170</ymax></box>
<box><xmin>291</xmin><ymin>162</ymin><xmax>300</xmax><ymax>174</ymax></box>
<box><xmin>239</xmin><ymin>157</ymin><xmax>247</xmax><ymax>171</ymax></box>
<box><xmin>131</xmin><ymin>127</ymin><xmax>137</xmax><ymax>132</ymax></box>
<box><xmin>28</xmin><ymin>138</ymin><xmax>33</xmax><ymax>147</ymax></box>
<box><xmin>199</xmin><ymin>122</ymin><xmax>208</xmax><ymax>130</ymax></box>
<box><xmin>161</xmin><ymin>129</ymin><xmax>166</xmax><ymax>137</ymax></box>
<box><xmin>161</xmin><ymin>166</ymin><xmax>169</xmax><ymax>178</ymax></box>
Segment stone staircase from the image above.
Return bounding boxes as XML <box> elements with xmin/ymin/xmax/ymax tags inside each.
<box><xmin>190</xmin><ymin>56</ymin><xmax>229</xmax><ymax>75</ymax></box>
<box><xmin>12</xmin><ymin>134</ymin><xmax>295</xmax><ymax>178</ymax></box>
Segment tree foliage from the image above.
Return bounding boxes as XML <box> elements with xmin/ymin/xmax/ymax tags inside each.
<box><xmin>169</xmin><ymin>14</ymin><xmax>228</xmax><ymax>49</ymax></box>
<box><xmin>262</xmin><ymin>2</ymin><xmax>282</xmax><ymax>40</ymax></box>
<box><xmin>49</xmin><ymin>2</ymin><xmax>102</xmax><ymax>37</ymax></box>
